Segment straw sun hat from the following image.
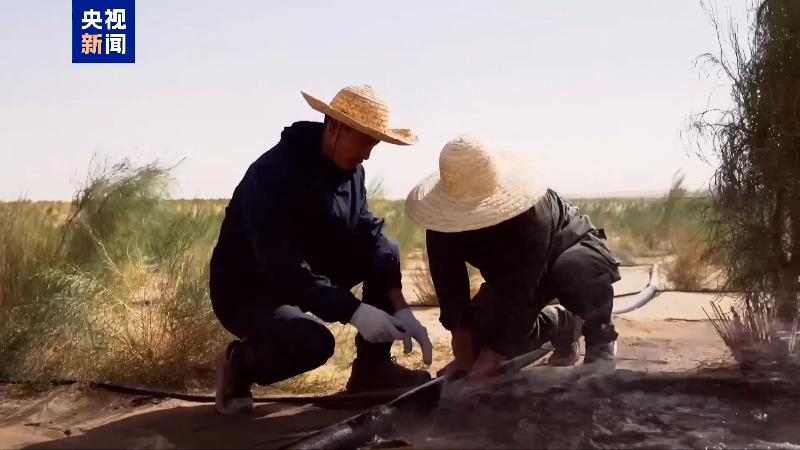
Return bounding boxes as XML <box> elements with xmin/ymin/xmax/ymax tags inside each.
<box><xmin>405</xmin><ymin>135</ymin><xmax>547</xmax><ymax>233</ymax></box>
<box><xmin>301</xmin><ymin>85</ymin><xmax>418</xmax><ymax>146</ymax></box>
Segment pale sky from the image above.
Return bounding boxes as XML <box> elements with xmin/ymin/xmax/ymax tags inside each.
<box><xmin>1</xmin><ymin>0</ymin><xmax>751</xmax><ymax>201</ymax></box>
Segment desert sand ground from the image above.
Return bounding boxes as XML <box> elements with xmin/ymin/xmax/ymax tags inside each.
<box><xmin>0</xmin><ymin>266</ymin><xmax>737</xmax><ymax>450</ymax></box>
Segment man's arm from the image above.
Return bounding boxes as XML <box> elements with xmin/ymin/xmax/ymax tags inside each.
<box><xmin>354</xmin><ymin>208</ymin><xmax>402</xmax><ymax>290</ymax></box>
<box><xmin>355</xmin><ymin>208</ymin><xmax>409</xmax><ymax>312</ymax></box>
<box><xmin>238</xmin><ymin>164</ymin><xmax>362</xmax><ymax>325</ymax></box>
<box><xmin>426</xmin><ymin>230</ymin><xmax>473</xmax><ymax>330</ymax></box>
<box><xmin>354</xmin><ymin>171</ymin><xmax>403</xmax><ymax>302</ymax></box>
<box><xmin>479</xmin><ymin>210</ymin><xmax>555</xmax><ymax>358</ymax></box>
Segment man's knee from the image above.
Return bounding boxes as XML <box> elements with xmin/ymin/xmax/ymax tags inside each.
<box><xmin>579</xmin><ymin>273</ymin><xmax>615</xmax><ymax>318</ymax></box>
<box><xmin>244</xmin><ymin>314</ymin><xmax>336</xmax><ymax>385</ymax></box>
<box><xmin>549</xmin><ymin>244</ymin><xmax>617</xmax><ymax>319</ymax></box>
<box><xmin>364</xmin><ymin>238</ymin><xmax>401</xmax><ymax>277</ymax></box>
<box><xmin>285</xmin><ymin>318</ymin><xmax>336</xmax><ymax>369</ymax></box>
<box><xmin>470</xmin><ymin>282</ymin><xmax>494</xmax><ymax>319</ymax></box>
<box><xmin>554</xmin><ymin>271</ymin><xmax>615</xmax><ymax>316</ymax></box>
<box><xmin>310</xmin><ymin>321</ymin><xmax>337</xmax><ymax>360</ymax></box>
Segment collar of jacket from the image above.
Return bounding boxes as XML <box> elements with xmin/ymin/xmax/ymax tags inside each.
<box><xmin>282</xmin><ymin>121</ymin><xmax>356</xmax><ymax>186</ymax></box>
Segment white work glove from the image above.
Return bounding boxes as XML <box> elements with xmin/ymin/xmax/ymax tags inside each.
<box><xmin>349</xmin><ymin>303</ymin><xmax>406</xmax><ymax>343</ymax></box>
<box><xmin>394</xmin><ymin>308</ymin><xmax>434</xmax><ymax>366</ymax></box>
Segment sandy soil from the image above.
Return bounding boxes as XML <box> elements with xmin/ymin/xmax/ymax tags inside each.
<box><xmin>0</xmin><ymin>266</ymin><xmax>738</xmax><ymax>450</ymax></box>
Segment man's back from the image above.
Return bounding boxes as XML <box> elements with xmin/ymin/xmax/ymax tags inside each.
<box><xmin>427</xmin><ymin>189</ymin><xmax>597</xmax><ymax>283</ymax></box>
<box><xmin>548</xmin><ymin>189</ymin><xmax>599</xmax><ymax>259</ymax></box>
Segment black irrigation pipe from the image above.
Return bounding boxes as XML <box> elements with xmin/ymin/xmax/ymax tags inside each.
<box><xmin>282</xmin><ymin>265</ymin><xmax>664</xmax><ymax>450</ymax></box>
<box><xmin>656</xmin><ymin>288</ymin><xmax>740</xmax><ymax>294</ymax></box>
<box><xmin>0</xmin><ymin>265</ymin><xmax>664</xmax><ymax>413</ymax></box>
<box><xmin>0</xmin><ymin>379</ymin><xmax>429</xmax><ymax>410</ymax></box>
<box><xmin>284</xmin><ymin>345</ymin><xmax>556</xmax><ymax>450</ymax></box>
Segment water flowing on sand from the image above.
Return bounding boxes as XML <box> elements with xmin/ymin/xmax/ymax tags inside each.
<box><xmin>379</xmin><ymin>366</ymin><xmax>800</xmax><ymax>449</ymax></box>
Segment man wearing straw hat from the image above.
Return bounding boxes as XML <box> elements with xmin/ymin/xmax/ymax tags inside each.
<box><xmin>209</xmin><ymin>85</ymin><xmax>434</xmax><ymax>415</ymax></box>
<box><xmin>405</xmin><ymin>135</ymin><xmax>622</xmax><ymax>385</ymax></box>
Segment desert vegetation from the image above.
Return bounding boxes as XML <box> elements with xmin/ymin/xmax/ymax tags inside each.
<box><xmin>689</xmin><ymin>0</ymin><xmax>800</xmax><ymax>369</ymax></box>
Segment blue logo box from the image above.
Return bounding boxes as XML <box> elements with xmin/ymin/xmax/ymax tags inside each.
<box><xmin>72</xmin><ymin>0</ymin><xmax>135</xmax><ymax>63</ymax></box>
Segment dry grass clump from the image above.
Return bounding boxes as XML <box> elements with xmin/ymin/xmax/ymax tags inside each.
<box><xmin>663</xmin><ymin>227</ymin><xmax>712</xmax><ymax>291</ymax></box>
<box><xmin>706</xmin><ymin>301</ymin><xmax>799</xmax><ymax>371</ymax></box>
<box><xmin>0</xmin><ymin>155</ymin><xmax>229</xmax><ymax>390</ymax></box>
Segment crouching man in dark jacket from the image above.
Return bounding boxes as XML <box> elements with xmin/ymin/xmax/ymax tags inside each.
<box><xmin>210</xmin><ymin>85</ymin><xmax>434</xmax><ymax>415</ymax></box>
<box><xmin>405</xmin><ymin>135</ymin><xmax>621</xmax><ymax>386</ymax></box>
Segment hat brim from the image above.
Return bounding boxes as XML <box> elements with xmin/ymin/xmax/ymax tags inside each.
<box><xmin>301</xmin><ymin>92</ymin><xmax>418</xmax><ymax>146</ymax></box>
<box><xmin>405</xmin><ymin>151</ymin><xmax>547</xmax><ymax>233</ymax></box>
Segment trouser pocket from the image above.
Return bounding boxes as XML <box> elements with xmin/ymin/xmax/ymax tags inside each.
<box><xmin>580</xmin><ymin>232</ymin><xmax>622</xmax><ymax>283</ymax></box>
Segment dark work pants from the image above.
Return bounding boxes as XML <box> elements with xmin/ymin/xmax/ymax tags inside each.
<box><xmin>212</xmin><ymin>262</ymin><xmax>398</xmax><ymax>387</ymax></box>
<box><xmin>472</xmin><ymin>235</ymin><xmax>622</xmax><ymax>358</ymax></box>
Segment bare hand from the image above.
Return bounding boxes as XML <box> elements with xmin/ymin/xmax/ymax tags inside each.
<box><xmin>464</xmin><ymin>347</ymin><xmax>504</xmax><ymax>389</ymax></box>
<box><xmin>436</xmin><ymin>328</ymin><xmax>476</xmax><ymax>379</ymax></box>
<box><xmin>436</xmin><ymin>357</ymin><xmax>473</xmax><ymax>379</ymax></box>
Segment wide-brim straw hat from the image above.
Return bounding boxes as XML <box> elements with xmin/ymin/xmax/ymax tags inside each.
<box><xmin>301</xmin><ymin>85</ymin><xmax>418</xmax><ymax>146</ymax></box>
<box><xmin>405</xmin><ymin>134</ymin><xmax>547</xmax><ymax>233</ymax></box>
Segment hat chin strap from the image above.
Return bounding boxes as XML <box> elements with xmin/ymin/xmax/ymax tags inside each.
<box><xmin>332</xmin><ymin>126</ymin><xmax>342</xmax><ymax>165</ymax></box>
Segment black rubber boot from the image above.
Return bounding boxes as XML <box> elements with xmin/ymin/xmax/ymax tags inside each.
<box><xmin>546</xmin><ymin>305</ymin><xmax>581</xmax><ymax>367</ymax></box>
<box><xmin>346</xmin><ymin>334</ymin><xmax>431</xmax><ymax>392</ymax></box>
<box><xmin>583</xmin><ymin>323</ymin><xmax>619</xmax><ymax>365</ymax></box>
<box><xmin>214</xmin><ymin>340</ymin><xmax>254</xmax><ymax>415</ymax></box>
<box><xmin>345</xmin><ymin>357</ymin><xmax>432</xmax><ymax>392</ymax></box>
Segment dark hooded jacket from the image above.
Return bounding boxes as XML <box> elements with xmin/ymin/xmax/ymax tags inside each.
<box><xmin>209</xmin><ymin>121</ymin><xmax>400</xmax><ymax>325</ymax></box>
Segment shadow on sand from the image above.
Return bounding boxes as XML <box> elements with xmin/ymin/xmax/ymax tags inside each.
<box><xmin>21</xmin><ymin>401</ymin><xmax>360</xmax><ymax>450</ymax></box>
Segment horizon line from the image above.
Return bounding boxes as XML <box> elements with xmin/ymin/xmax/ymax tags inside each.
<box><xmin>0</xmin><ymin>188</ymin><xmax>711</xmax><ymax>204</ymax></box>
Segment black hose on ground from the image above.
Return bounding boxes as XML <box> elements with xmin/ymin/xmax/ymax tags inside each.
<box><xmin>1</xmin><ymin>265</ymin><xmax>665</xmax><ymax>408</ymax></box>
<box><xmin>283</xmin><ymin>345</ymin><xmax>556</xmax><ymax>450</ymax></box>
<box><xmin>0</xmin><ymin>378</ymin><xmax>421</xmax><ymax>410</ymax></box>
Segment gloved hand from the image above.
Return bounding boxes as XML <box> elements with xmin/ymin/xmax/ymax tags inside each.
<box><xmin>394</xmin><ymin>308</ymin><xmax>434</xmax><ymax>366</ymax></box>
<box><xmin>349</xmin><ymin>303</ymin><xmax>407</xmax><ymax>343</ymax></box>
